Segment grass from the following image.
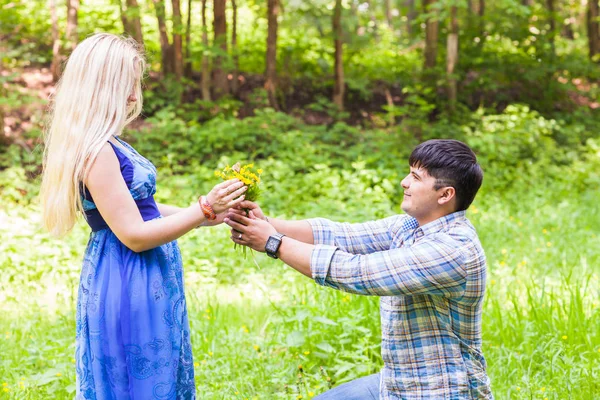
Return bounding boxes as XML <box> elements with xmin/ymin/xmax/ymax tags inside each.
<box><xmin>1</xmin><ymin>177</ymin><xmax>599</xmax><ymax>399</ymax></box>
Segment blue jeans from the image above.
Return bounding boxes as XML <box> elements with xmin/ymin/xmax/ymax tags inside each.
<box><xmin>314</xmin><ymin>373</ymin><xmax>380</xmax><ymax>399</ymax></box>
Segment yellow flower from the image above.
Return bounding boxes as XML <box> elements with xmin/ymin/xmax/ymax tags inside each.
<box><xmin>501</xmin><ymin>249</ymin><xmax>507</xmax><ymax>255</ymax></box>
<box><xmin>297</xmin><ymin>396</ymin><xmax>303</xmax><ymax>399</ymax></box>
<box><xmin>257</xmin><ymin>169</ymin><xmax>263</xmax><ymax>174</ymax></box>
<box><xmin>491</xmin><ymin>280</ymin><xmax>496</xmax><ymax>285</ymax></box>
<box><xmin>304</xmin><ymin>351</ymin><xmax>310</xmax><ymax>355</ymax></box>
<box><xmin>516</xmin><ymin>387</ymin><xmax>521</xmax><ymax>391</ymax></box>
<box><xmin>2</xmin><ymin>383</ymin><xmax>7</xmax><ymax>386</ymax></box>
<box><xmin>547</xmin><ymin>242</ymin><xmax>552</xmax><ymax>247</ymax></box>
<box><xmin>235</xmin><ymin>392</ymin><xmax>239</xmax><ymax>395</ymax></box>
<box><xmin>3</xmin><ymin>387</ymin><xmax>9</xmax><ymax>392</ymax></box>
<box><xmin>309</xmin><ymin>392</ymin><xmax>314</xmax><ymax>397</ymax></box>
<box><xmin>541</xmin><ymin>387</ymin><xmax>546</xmax><ymax>392</ymax></box>
<box><xmin>253</xmin><ymin>345</ymin><xmax>260</xmax><ymax>351</ymax></box>
<box><xmin>194</xmin><ymin>362</ymin><xmax>199</xmax><ymax>367</ymax></box>
<box><xmin>56</xmin><ymin>372</ymin><xmax>62</xmax><ymax>377</ymax></box>
<box><xmin>542</xmin><ymin>228</ymin><xmax>548</xmax><ymax>234</ymax></box>
<box><xmin>562</xmin><ymin>335</ymin><xmax>567</xmax><ymax>340</ymax></box>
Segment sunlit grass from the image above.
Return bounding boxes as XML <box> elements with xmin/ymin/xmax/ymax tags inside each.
<box><xmin>1</xmin><ymin>186</ymin><xmax>599</xmax><ymax>399</ymax></box>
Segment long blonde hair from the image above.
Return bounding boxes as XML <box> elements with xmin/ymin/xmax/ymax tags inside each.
<box><xmin>40</xmin><ymin>33</ymin><xmax>146</xmax><ymax>237</ymax></box>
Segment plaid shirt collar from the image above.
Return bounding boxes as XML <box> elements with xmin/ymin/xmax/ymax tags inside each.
<box><xmin>412</xmin><ymin>210</ymin><xmax>467</xmax><ymax>238</ymax></box>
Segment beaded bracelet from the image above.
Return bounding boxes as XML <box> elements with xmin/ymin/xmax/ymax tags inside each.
<box><xmin>199</xmin><ymin>196</ymin><xmax>217</xmax><ymax>220</ymax></box>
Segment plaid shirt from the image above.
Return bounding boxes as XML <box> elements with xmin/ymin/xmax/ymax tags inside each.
<box><xmin>308</xmin><ymin>211</ymin><xmax>493</xmax><ymax>399</ymax></box>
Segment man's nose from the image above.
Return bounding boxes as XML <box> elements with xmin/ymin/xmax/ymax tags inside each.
<box><xmin>401</xmin><ymin>176</ymin><xmax>410</xmax><ymax>189</ymax></box>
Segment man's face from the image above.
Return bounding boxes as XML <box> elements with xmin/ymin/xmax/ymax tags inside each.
<box><xmin>400</xmin><ymin>166</ymin><xmax>444</xmax><ymax>222</ymax></box>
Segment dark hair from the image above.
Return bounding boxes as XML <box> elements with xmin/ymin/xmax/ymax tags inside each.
<box><xmin>408</xmin><ymin>139</ymin><xmax>483</xmax><ymax>211</ymax></box>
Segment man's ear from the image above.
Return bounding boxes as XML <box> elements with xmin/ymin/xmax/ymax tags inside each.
<box><xmin>438</xmin><ymin>187</ymin><xmax>456</xmax><ymax>206</ymax></box>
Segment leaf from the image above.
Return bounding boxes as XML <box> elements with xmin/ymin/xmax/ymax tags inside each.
<box><xmin>285</xmin><ymin>330</ymin><xmax>306</xmax><ymax>348</ymax></box>
<box><xmin>316</xmin><ymin>342</ymin><xmax>335</xmax><ymax>353</ymax></box>
<box><xmin>313</xmin><ymin>316</ymin><xmax>338</xmax><ymax>326</ymax></box>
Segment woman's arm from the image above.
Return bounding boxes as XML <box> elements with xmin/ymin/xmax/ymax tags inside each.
<box><xmin>157</xmin><ymin>203</ymin><xmax>184</xmax><ymax>217</ymax></box>
<box><xmin>85</xmin><ymin>143</ymin><xmax>246</xmax><ymax>252</ymax></box>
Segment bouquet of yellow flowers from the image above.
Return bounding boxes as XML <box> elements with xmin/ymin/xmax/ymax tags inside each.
<box><xmin>214</xmin><ymin>162</ymin><xmax>262</xmax><ymax>202</ymax></box>
<box><xmin>214</xmin><ymin>162</ymin><xmax>263</xmax><ymax>257</ymax></box>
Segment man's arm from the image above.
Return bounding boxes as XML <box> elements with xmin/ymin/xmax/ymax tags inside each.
<box><xmin>225</xmin><ymin>212</ymin><xmax>467</xmax><ymax>297</ymax></box>
<box><xmin>230</xmin><ymin>201</ymin><xmax>315</xmax><ymax>244</ymax></box>
<box><xmin>230</xmin><ymin>200</ymin><xmax>401</xmax><ymax>253</ymax></box>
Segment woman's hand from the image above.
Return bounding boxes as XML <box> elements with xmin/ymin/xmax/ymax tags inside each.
<box><xmin>206</xmin><ymin>178</ymin><xmax>247</xmax><ymax>214</ymax></box>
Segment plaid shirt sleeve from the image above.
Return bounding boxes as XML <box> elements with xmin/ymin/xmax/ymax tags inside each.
<box><xmin>310</xmin><ymin>233</ymin><xmax>468</xmax><ymax>297</ymax></box>
<box><xmin>307</xmin><ymin>216</ymin><xmax>403</xmax><ymax>255</ymax></box>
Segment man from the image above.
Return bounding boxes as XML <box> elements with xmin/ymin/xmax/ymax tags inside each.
<box><xmin>224</xmin><ymin>139</ymin><xmax>493</xmax><ymax>399</ymax></box>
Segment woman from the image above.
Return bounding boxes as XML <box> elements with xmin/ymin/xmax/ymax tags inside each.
<box><xmin>39</xmin><ymin>33</ymin><xmax>246</xmax><ymax>399</ymax></box>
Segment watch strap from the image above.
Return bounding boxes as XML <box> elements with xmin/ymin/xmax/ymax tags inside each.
<box><xmin>266</xmin><ymin>233</ymin><xmax>285</xmax><ymax>258</ymax></box>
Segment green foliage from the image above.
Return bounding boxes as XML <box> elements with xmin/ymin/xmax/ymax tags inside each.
<box><xmin>1</xmin><ymin>135</ymin><xmax>599</xmax><ymax>398</ymax></box>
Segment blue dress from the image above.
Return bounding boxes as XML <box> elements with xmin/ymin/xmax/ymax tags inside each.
<box><xmin>76</xmin><ymin>137</ymin><xmax>196</xmax><ymax>399</ymax></box>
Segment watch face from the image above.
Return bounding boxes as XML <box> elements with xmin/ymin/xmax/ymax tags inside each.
<box><xmin>266</xmin><ymin>237</ymin><xmax>278</xmax><ymax>253</ymax></box>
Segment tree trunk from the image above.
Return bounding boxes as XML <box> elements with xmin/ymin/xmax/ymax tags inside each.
<box><xmin>522</xmin><ymin>0</ymin><xmax>533</xmax><ymax>6</ymax></box>
<box><xmin>406</xmin><ymin>0</ymin><xmax>415</xmax><ymax>36</ymax></box>
<box><xmin>447</xmin><ymin>6</ymin><xmax>459</xmax><ymax>110</ymax></box>
<box><xmin>265</xmin><ymin>0</ymin><xmax>279</xmax><ymax>109</ymax></box>
<box><xmin>423</xmin><ymin>0</ymin><xmax>439</xmax><ymax>69</ymax></box>
<box><xmin>153</xmin><ymin>0</ymin><xmax>173</xmax><ymax>76</ymax></box>
<box><xmin>185</xmin><ymin>0</ymin><xmax>192</xmax><ymax>77</ymax></box>
<box><xmin>332</xmin><ymin>0</ymin><xmax>344</xmax><ymax>111</ymax></box>
<box><xmin>231</xmin><ymin>0</ymin><xmax>239</xmax><ymax>95</ymax></box>
<box><xmin>547</xmin><ymin>0</ymin><xmax>556</xmax><ymax>56</ymax></box>
<box><xmin>120</xmin><ymin>0</ymin><xmax>144</xmax><ymax>46</ymax></box>
<box><xmin>588</xmin><ymin>0</ymin><xmax>600</xmax><ymax>61</ymax></box>
<box><xmin>172</xmin><ymin>0</ymin><xmax>184</xmax><ymax>80</ymax></box>
<box><xmin>65</xmin><ymin>0</ymin><xmax>79</xmax><ymax>52</ymax></box>
<box><xmin>212</xmin><ymin>0</ymin><xmax>229</xmax><ymax>98</ymax></box>
<box><xmin>50</xmin><ymin>0</ymin><xmax>61</xmax><ymax>82</ymax></box>
<box><xmin>561</xmin><ymin>6</ymin><xmax>575</xmax><ymax>40</ymax></box>
<box><xmin>384</xmin><ymin>0</ymin><xmax>393</xmax><ymax>28</ymax></box>
<box><xmin>201</xmin><ymin>0</ymin><xmax>211</xmax><ymax>100</ymax></box>
<box><xmin>471</xmin><ymin>0</ymin><xmax>484</xmax><ymax>40</ymax></box>
<box><xmin>0</xmin><ymin>52</ymin><xmax>4</xmax><ymax>138</ymax></box>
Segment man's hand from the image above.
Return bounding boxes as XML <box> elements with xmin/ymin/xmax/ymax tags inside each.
<box><xmin>224</xmin><ymin>210</ymin><xmax>277</xmax><ymax>252</ymax></box>
<box><xmin>230</xmin><ymin>200</ymin><xmax>267</xmax><ymax>221</ymax></box>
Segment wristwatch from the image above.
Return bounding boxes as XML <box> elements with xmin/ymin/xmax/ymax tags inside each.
<box><xmin>265</xmin><ymin>233</ymin><xmax>285</xmax><ymax>259</ymax></box>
